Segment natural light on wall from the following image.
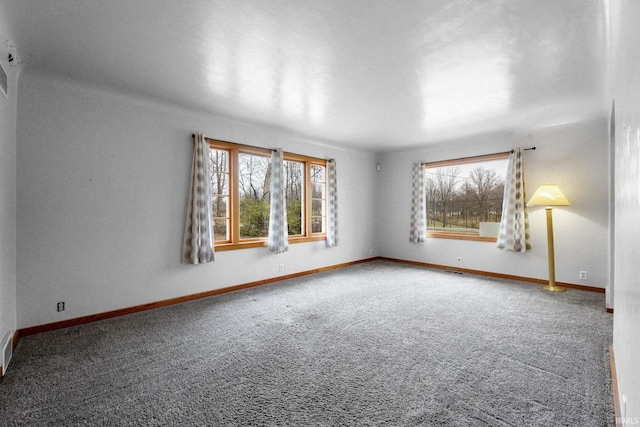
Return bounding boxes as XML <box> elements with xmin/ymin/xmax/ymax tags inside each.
<box><xmin>420</xmin><ymin>40</ymin><xmax>512</xmax><ymax>132</ymax></box>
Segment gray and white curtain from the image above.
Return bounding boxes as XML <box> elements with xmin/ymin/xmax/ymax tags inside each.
<box><xmin>409</xmin><ymin>162</ymin><xmax>427</xmax><ymax>244</ymax></box>
<box><xmin>326</xmin><ymin>159</ymin><xmax>338</xmax><ymax>248</ymax></box>
<box><xmin>497</xmin><ymin>147</ymin><xmax>531</xmax><ymax>252</ymax></box>
<box><xmin>183</xmin><ymin>132</ymin><xmax>215</xmax><ymax>264</ymax></box>
<box><xmin>267</xmin><ymin>148</ymin><xmax>289</xmax><ymax>253</ymax></box>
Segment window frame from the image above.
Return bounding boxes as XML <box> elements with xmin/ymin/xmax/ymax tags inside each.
<box><xmin>206</xmin><ymin>138</ymin><xmax>327</xmax><ymax>251</ymax></box>
<box><xmin>424</xmin><ymin>152</ymin><xmax>509</xmax><ymax>243</ymax></box>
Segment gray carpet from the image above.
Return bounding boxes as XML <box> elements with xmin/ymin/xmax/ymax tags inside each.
<box><xmin>0</xmin><ymin>260</ymin><xmax>613</xmax><ymax>426</ymax></box>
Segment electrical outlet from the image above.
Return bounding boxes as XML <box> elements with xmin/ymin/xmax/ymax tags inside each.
<box><xmin>56</xmin><ymin>302</ymin><xmax>65</xmax><ymax>312</ymax></box>
<box><xmin>369</xmin><ymin>248</ymin><xmax>374</xmax><ymax>255</ymax></box>
<box><xmin>456</xmin><ymin>257</ymin><xmax>462</xmax><ymax>266</ymax></box>
<box><xmin>579</xmin><ymin>271</ymin><xmax>588</xmax><ymax>280</ymax></box>
<box><xmin>279</xmin><ymin>264</ymin><xmax>284</xmax><ymax>272</ymax></box>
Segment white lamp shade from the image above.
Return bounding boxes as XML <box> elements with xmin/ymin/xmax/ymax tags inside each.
<box><xmin>526</xmin><ymin>184</ymin><xmax>570</xmax><ymax>207</ymax></box>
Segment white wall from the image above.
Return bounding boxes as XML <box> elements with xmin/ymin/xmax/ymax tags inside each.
<box><xmin>16</xmin><ymin>70</ymin><xmax>377</xmax><ymax>329</ymax></box>
<box><xmin>610</xmin><ymin>0</ymin><xmax>640</xmax><ymax>421</ymax></box>
<box><xmin>375</xmin><ymin>117</ymin><xmax>610</xmax><ymax>288</ymax></box>
<box><xmin>0</xmin><ymin>14</ymin><xmax>18</xmax><ymax>349</ymax></box>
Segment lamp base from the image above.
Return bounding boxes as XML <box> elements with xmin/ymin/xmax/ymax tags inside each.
<box><xmin>542</xmin><ymin>284</ymin><xmax>566</xmax><ymax>293</ymax></box>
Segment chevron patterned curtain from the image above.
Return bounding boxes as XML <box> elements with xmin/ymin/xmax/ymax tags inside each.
<box><xmin>410</xmin><ymin>162</ymin><xmax>427</xmax><ymax>244</ymax></box>
<box><xmin>326</xmin><ymin>159</ymin><xmax>338</xmax><ymax>248</ymax></box>
<box><xmin>182</xmin><ymin>133</ymin><xmax>215</xmax><ymax>264</ymax></box>
<box><xmin>267</xmin><ymin>148</ymin><xmax>289</xmax><ymax>253</ymax></box>
<box><xmin>497</xmin><ymin>147</ymin><xmax>531</xmax><ymax>252</ymax></box>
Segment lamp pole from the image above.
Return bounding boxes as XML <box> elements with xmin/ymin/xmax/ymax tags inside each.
<box><xmin>543</xmin><ymin>207</ymin><xmax>565</xmax><ymax>292</ymax></box>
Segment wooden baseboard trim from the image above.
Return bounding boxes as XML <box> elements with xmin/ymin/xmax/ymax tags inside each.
<box><xmin>14</xmin><ymin>255</ymin><xmax>606</xmax><ymax>345</ymax></box>
<box><xmin>611</xmin><ymin>345</ymin><xmax>621</xmax><ymax>426</ymax></box>
<box><xmin>377</xmin><ymin>257</ymin><xmax>606</xmax><ymax>293</ymax></box>
<box><xmin>15</xmin><ymin>257</ymin><xmax>377</xmax><ymax>341</ymax></box>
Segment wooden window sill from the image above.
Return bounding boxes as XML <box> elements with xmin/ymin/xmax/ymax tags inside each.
<box><xmin>426</xmin><ymin>232</ymin><xmax>497</xmax><ymax>243</ymax></box>
<box><xmin>214</xmin><ymin>235</ymin><xmax>326</xmax><ymax>251</ymax></box>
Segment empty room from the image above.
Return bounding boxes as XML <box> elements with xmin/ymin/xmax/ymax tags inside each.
<box><xmin>0</xmin><ymin>1</ymin><xmax>638</xmax><ymax>425</ymax></box>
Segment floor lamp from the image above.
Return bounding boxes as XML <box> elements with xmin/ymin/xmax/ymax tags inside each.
<box><xmin>526</xmin><ymin>184</ymin><xmax>570</xmax><ymax>292</ymax></box>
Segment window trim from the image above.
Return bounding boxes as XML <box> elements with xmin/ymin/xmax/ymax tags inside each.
<box><xmin>424</xmin><ymin>152</ymin><xmax>509</xmax><ymax>242</ymax></box>
<box><xmin>206</xmin><ymin>138</ymin><xmax>327</xmax><ymax>251</ymax></box>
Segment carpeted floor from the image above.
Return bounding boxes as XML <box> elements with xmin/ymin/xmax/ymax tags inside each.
<box><xmin>0</xmin><ymin>260</ymin><xmax>613</xmax><ymax>426</ymax></box>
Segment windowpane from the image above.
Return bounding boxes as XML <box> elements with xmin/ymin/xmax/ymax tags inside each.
<box><xmin>210</xmin><ymin>149</ymin><xmax>228</xmax><ymax>170</ymax></box>
<box><xmin>311</xmin><ymin>217</ymin><xmax>324</xmax><ymax>233</ymax></box>
<box><xmin>311</xmin><ymin>199</ymin><xmax>324</xmax><ymax>216</ymax></box>
<box><xmin>284</xmin><ymin>160</ymin><xmax>303</xmax><ymax>236</ymax></box>
<box><xmin>210</xmin><ymin>149</ymin><xmax>230</xmax><ymax>242</ymax></box>
<box><xmin>311</xmin><ymin>183</ymin><xmax>324</xmax><ymax>199</ymax></box>
<box><xmin>211</xmin><ymin>195</ymin><xmax>228</xmax><ymax>215</ymax></box>
<box><xmin>211</xmin><ymin>174</ymin><xmax>228</xmax><ymax>195</ymax></box>
<box><xmin>213</xmin><ymin>219</ymin><xmax>229</xmax><ymax>241</ymax></box>
<box><xmin>311</xmin><ymin>164</ymin><xmax>326</xmax><ymax>234</ymax></box>
<box><xmin>425</xmin><ymin>157</ymin><xmax>508</xmax><ymax>238</ymax></box>
<box><xmin>311</xmin><ymin>165</ymin><xmax>324</xmax><ymax>182</ymax></box>
<box><xmin>239</xmin><ymin>152</ymin><xmax>270</xmax><ymax>239</ymax></box>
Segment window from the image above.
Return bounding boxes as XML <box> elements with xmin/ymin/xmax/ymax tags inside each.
<box><xmin>311</xmin><ymin>164</ymin><xmax>326</xmax><ymax>233</ymax></box>
<box><xmin>424</xmin><ymin>153</ymin><xmax>509</xmax><ymax>242</ymax></box>
<box><xmin>208</xmin><ymin>139</ymin><xmax>327</xmax><ymax>250</ymax></box>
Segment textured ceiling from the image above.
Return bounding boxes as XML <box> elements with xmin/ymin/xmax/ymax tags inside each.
<box><xmin>0</xmin><ymin>0</ymin><xmax>608</xmax><ymax>151</ymax></box>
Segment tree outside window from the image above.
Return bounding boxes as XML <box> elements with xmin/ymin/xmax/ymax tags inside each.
<box><xmin>207</xmin><ymin>139</ymin><xmax>326</xmax><ymax>249</ymax></box>
<box><xmin>425</xmin><ymin>154</ymin><xmax>508</xmax><ymax>241</ymax></box>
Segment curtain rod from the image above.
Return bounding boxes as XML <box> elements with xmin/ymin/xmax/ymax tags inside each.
<box><xmin>420</xmin><ymin>146</ymin><xmax>536</xmax><ymax>166</ymax></box>
<box><xmin>191</xmin><ymin>133</ymin><xmax>328</xmax><ymax>161</ymax></box>
<box><xmin>192</xmin><ymin>133</ymin><xmax>277</xmax><ymax>152</ymax></box>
